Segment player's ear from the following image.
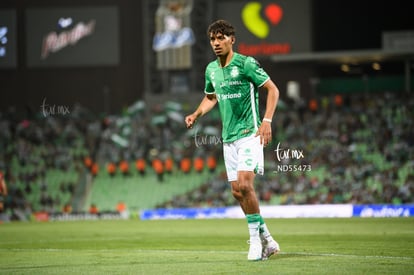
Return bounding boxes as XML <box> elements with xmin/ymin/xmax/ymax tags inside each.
<box><xmin>231</xmin><ymin>36</ymin><xmax>235</xmax><ymax>44</ymax></box>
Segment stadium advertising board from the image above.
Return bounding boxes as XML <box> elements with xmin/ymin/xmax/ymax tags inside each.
<box><xmin>140</xmin><ymin>204</ymin><xmax>414</xmax><ymax>220</ymax></box>
<box><xmin>140</xmin><ymin>204</ymin><xmax>354</xmax><ymax>220</ymax></box>
<box><xmin>0</xmin><ymin>9</ymin><xmax>17</xmax><ymax>68</ymax></box>
<box><xmin>33</xmin><ymin>211</ymin><xmax>126</xmax><ymax>222</ymax></box>
<box><xmin>353</xmin><ymin>205</ymin><xmax>414</xmax><ymax>218</ymax></box>
<box><xmin>26</xmin><ymin>6</ymin><xmax>120</xmax><ymax>67</ymax></box>
<box><xmin>32</xmin><ymin>204</ymin><xmax>414</xmax><ymax>221</ymax></box>
<box><xmin>215</xmin><ymin>0</ymin><xmax>312</xmax><ymax>57</ymax></box>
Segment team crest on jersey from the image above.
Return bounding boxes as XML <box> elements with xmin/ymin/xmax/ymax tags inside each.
<box><xmin>230</xmin><ymin>66</ymin><xmax>239</xmax><ymax>78</ymax></box>
<box><xmin>210</xmin><ymin>71</ymin><xmax>215</xmax><ymax>80</ymax></box>
<box><xmin>210</xmin><ymin>71</ymin><xmax>216</xmax><ymax>88</ymax></box>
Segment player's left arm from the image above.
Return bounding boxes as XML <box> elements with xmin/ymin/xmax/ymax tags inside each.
<box><xmin>256</xmin><ymin>79</ymin><xmax>279</xmax><ymax>146</ymax></box>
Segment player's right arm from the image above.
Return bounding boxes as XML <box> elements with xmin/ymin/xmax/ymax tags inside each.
<box><xmin>185</xmin><ymin>94</ymin><xmax>217</xmax><ymax>129</ymax></box>
<box><xmin>0</xmin><ymin>177</ymin><xmax>7</xmax><ymax>196</ymax></box>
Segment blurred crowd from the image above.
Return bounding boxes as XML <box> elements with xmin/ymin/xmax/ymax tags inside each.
<box><xmin>0</xmin><ymin>100</ymin><xmax>219</xmax><ymax>220</ymax></box>
<box><xmin>158</xmin><ymin>92</ymin><xmax>414</xmax><ymax>208</ymax></box>
<box><xmin>0</xmin><ymin>91</ymin><xmax>413</xmax><ymax>221</ymax></box>
<box><xmin>0</xmin><ymin>104</ymin><xmax>92</xmax><ymax>220</ymax></box>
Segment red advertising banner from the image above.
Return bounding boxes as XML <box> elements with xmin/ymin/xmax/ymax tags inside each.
<box><xmin>215</xmin><ymin>0</ymin><xmax>312</xmax><ymax>57</ymax></box>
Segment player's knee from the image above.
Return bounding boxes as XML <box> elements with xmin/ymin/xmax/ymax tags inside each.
<box><xmin>237</xmin><ymin>176</ymin><xmax>255</xmax><ymax>195</ymax></box>
<box><xmin>238</xmin><ymin>184</ymin><xmax>254</xmax><ymax>196</ymax></box>
<box><xmin>231</xmin><ymin>189</ymin><xmax>243</xmax><ymax>201</ymax></box>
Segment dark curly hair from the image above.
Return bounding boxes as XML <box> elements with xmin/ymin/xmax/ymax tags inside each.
<box><xmin>207</xmin><ymin>19</ymin><xmax>236</xmax><ymax>37</ymax></box>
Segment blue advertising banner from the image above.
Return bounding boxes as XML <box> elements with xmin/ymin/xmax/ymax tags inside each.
<box><xmin>0</xmin><ymin>9</ymin><xmax>17</xmax><ymax>68</ymax></box>
<box><xmin>140</xmin><ymin>204</ymin><xmax>414</xmax><ymax>220</ymax></box>
<box><xmin>140</xmin><ymin>207</ymin><xmax>231</xmax><ymax>220</ymax></box>
<box><xmin>353</xmin><ymin>204</ymin><xmax>414</xmax><ymax>218</ymax></box>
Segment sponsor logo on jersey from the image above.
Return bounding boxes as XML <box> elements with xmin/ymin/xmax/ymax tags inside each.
<box><xmin>217</xmin><ymin>92</ymin><xmax>242</xmax><ymax>101</ymax></box>
<box><xmin>219</xmin><ymin>80</ymin><xmax>243</xmax><ymax>88</ymax></box>
<box><xmin>230</xmin><ymin>66</ymin><xmax>239</xmax><ymax>78</ymax></box>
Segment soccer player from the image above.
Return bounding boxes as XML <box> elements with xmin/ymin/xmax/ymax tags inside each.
<box><xmin>0</xmin><ymin>170</ymin><xmax>8</xmax><ymax>214</ymax></box>
<box><xmin>185</xmin><ymin>19</ymin><xmax>280</xmax><ymax>261</ymax></box>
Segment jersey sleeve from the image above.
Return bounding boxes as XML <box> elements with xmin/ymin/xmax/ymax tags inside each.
<box><xmin>244</xmin><ymin>56</ymin><xmax>270</xmax><ymax>88</ymax></box>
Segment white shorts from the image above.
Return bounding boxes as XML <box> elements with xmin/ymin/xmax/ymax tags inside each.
<box><xmin>223</xmin><ymin>134</ymin><xmax>264</xmax><ymax>182</ymax></box>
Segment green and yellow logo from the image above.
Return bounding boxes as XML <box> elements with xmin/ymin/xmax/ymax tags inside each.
<box><xmin>241</xmin><ymin>2</ymin><xmax>283</xmax><ymax>39</ymax></box>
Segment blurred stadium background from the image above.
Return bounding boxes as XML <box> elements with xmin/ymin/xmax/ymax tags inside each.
<box><xmin>0</xmin><ymin>0</ymin><xmax>413</xmax><ymax>222</ymax></box>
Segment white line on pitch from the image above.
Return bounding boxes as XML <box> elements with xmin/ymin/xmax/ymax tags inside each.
<box><xmin>1</xmin><ymin>248</ymin><xmax>413</xmax><ymax>261</ymax></box>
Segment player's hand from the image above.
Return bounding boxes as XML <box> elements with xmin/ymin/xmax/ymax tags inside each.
<box><xmin>185</xmin><ymin>114</ymin><xmax>197</xmax><ymax>129</ymax></box>
<box><xmin>255</xmin><ymin>122</ymin><xmax>272</xmax><ymax>146</ymax></box>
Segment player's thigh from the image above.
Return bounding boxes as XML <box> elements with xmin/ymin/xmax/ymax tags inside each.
<box><xmin>237</xmin><ymin>135</ymin><xmax>264</xmax><ymax>175</ymax></box>
<box><xmin>223</xmin><ymin>143</ymin><xmax>238</xmax><ymax>182</ymax></box>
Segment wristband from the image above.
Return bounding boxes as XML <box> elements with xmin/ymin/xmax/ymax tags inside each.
<box><xmin>263</xmin><ymin>118</ymin><xmax>272</xmax><ymax>123</ymax></box>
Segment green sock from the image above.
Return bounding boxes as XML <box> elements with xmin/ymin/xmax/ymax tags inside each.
<box><xmin>246</xmin><ymin>213</ymin><xmax>261</xmax><ymax>224</ymax></box>
<box><xmin>246</xmin><ymin>214</ymin><xmax>261</xmax><ymax>239</ymax></box>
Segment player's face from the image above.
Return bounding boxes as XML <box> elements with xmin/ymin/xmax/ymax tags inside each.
<box><xmin>209</xmin><ymin>32</ymin><xmax>234</xmax><ymax>57</ymax></box>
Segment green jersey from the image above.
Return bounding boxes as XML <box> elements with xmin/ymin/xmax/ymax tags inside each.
<box><xmin>204</xmin><ymin>52</ymin><xmax>270</xmax><ymax>143</ymax></box>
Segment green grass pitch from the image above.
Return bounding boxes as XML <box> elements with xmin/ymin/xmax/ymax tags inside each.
<box><xmin>1</xmin><ymin>218</ymin><xmax>413</xmax><ymax>274</ymax></box>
